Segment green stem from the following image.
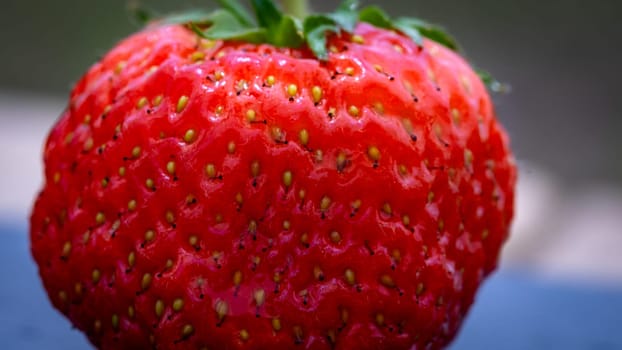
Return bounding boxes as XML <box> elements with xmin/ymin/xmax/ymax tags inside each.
<box><xmin>281</xmin><ymin>0</ymin><xmax>310</xmax><ymax>19</ymax></box>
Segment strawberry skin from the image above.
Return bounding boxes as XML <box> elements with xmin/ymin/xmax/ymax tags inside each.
<box><xmin>30</xmin><ymin>22</ymin><xmax>515</xmax><ymax>350</ymax></box>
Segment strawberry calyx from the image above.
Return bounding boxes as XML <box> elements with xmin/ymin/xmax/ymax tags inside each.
<box><xmin>137</xmin><ymin>0</ymin><xmax>504</xmax><ymax>91</ymax></box>
<box><xmin>160</xmin><ymin>0</ymin><xmax>458</xmax><ymax>59</ymax></box>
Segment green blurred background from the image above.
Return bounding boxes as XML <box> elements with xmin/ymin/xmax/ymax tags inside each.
<box><xmin>2</xmin><ymin>0</ymin><xmax>621</xmax><ymax>184</ymax></box>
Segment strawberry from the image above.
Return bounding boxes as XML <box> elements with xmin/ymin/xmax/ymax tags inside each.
<box><xmin>30</xmin><ymin>0</ymin><xmax>516</xmax><ymax>349</ymax></box>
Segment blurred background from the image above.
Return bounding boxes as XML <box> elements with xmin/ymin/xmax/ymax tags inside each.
<box><xmin>1</xmin><ymin>0</ymin><xmax>621</xmax><ymax>349</ymax></box>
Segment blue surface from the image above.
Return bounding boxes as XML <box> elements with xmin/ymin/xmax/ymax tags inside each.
<box><xmin>0</xmin><ymin>220</ymin><xmax>88</xmax><ymax>349</ymax></box>
<box><xmin>2</xmin><ymin>220</ymin><xmax>621</xmax><ymax>349</ymax></box>
<box><xmin>452</xmin><ymin>272</ymin><xmax>622</xmax><ymax>349</ymax></box>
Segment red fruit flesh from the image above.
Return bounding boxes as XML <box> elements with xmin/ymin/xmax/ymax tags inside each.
<box><xmin>30</xmin><ymin>23</ymin><xmax>515</xmax><ymax>349</ymax></box>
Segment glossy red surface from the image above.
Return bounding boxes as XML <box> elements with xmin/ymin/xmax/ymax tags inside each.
<box><xmin>30</xmin><ymin>23</ymin><xmax>515</xmax><ymax>349</ymax></box>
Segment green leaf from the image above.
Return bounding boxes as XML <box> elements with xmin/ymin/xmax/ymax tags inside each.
<box><xmin>329</xmin><ymin>0</ymin><xmax>359</xmax><ymax>31</ymax></box>
<box><xmin>215</xmin><ymin>0</ymin><xmax>255</xmax><ymax>27</ymax></box>
<box><xmin>419</xmin><ymin>26</ymin><xmax>459</xmax><ymax>51</ymax></box>
<box><xmin>393</xmin><ymin>18</ymin><xmax>423</xmax><ymax>47</ymax></box>
<box><xmin>303</xmin><ymin>14</ymin><xmax>338</xmax><ymax>30</ymax></box>
<box><xmin>394</xmin><ymin>16</ymin><xmax>427</xmax><ymax>28</ymax></box>
<box><xmin>358</xmin><ymin>5</ymin><xmax>392</xmax><ymax>29</ymax></box>
<box><xmin>272</xmin><ymin>15</ymin><xmax>305</xmax><ymax>47</ymax></box>
<box><xmin>305</xmin><ymin>24</ymin><xmax>337</xmax><ymax>60</ymax></box>
<box><xmin>161</xmin><ymin>10</ymin><xmax>214</xmax><ymax>26</ymax></box>
<box><xmin>250</xmin><ymin>0</ymin><xmax>304</xmax><ymax>48</ymax></box>
<box><xmin>395</xmin><ymin>17</ymin><xmax>459</xmax><ymax>51</ymax></box>
<box><xmin>192</xmin><ymin>10</ymin><xmax>267</xmax><ymax>44</ymax></box>
<box><xmin>251</xmin><ymin>0</ymin><xmax>283</xmax><ymax>33</ymax></box>
<box><xmin>303</xmin><ymin>15</ymin><xmax>339</xmax><ymax>59</ymax></box>
<box><xmin>203</xmin><ymin>26</ymin><xmax>267</xmax><ymax>44</ymax></box>
<box><xmin>476</xmin><ymin>69</ymin><xmax>509</xmax><ymax>93</ymax></box>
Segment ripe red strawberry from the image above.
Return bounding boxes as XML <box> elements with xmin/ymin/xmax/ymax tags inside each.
<box><xmin>30</xmin><ymin>1</ymin><xmax>516</xmax><ymax>349</ymax></box>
